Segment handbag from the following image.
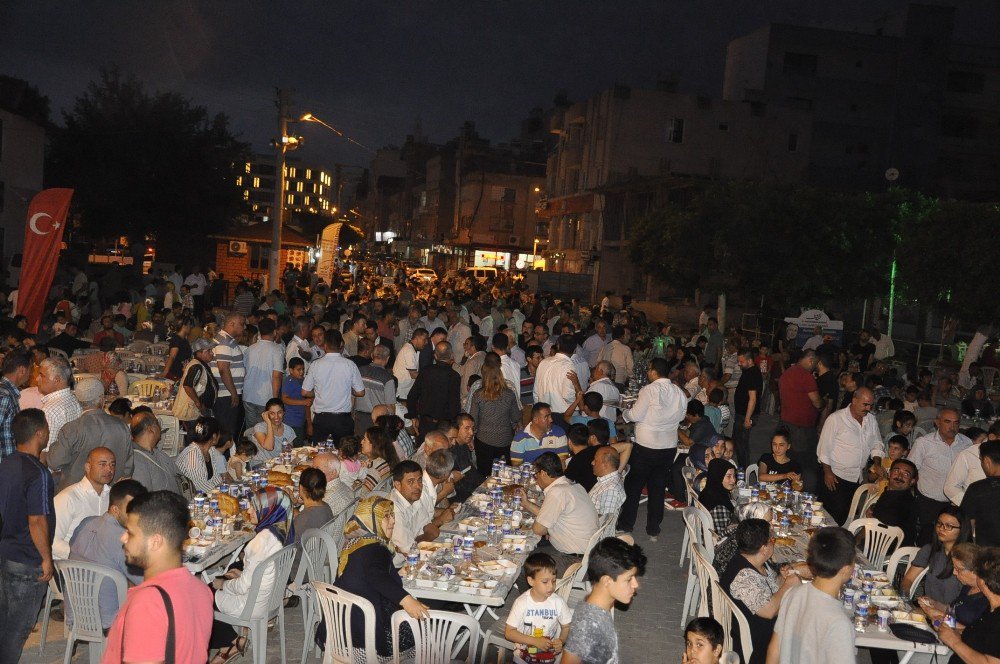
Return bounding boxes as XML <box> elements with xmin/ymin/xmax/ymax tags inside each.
<box><xmin>172</xmin><ymin>360</ymin><xmax>204</xmax><ymax>422</ymax></box>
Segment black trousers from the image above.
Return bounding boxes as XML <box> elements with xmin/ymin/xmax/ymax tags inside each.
<box><xmin>915</xmin><ymin>492</ymin><xmax>949</xmax><ymax>546</ymax></box>
<box><xmin>474</xmin><ymin>438</ymin><xmax>510</xmax><ymax>476</ymax></box>
<box><xmin>732</xmin><ymin>414</ymin><xmax>753</xmax><ymax>468</ymax></box>
<box><xmin>312</xmin><ymin>412</ymin><xmax>355</xmax><ymax>446</ymax></box>
<box><xmin>819</xmin><ymin>474</ymin><xmax>859</xmax><ymax>527</ymax></box>
<box><xmin>214</xmin><ymin>395</ymin><xmax>243</xmax><ymax>443</ymax></box>
<box><xmin>669</xmin><ymin>451</ymin><xmax>690</xmax><ymax>501</ymax></box>
<box><xmin>618</xmin><ymin>444</ymin><xmax>676</xmax><ymax>536</ymax></box>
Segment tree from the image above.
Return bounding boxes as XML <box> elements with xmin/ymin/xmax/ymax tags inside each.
<box><xmin>46</xmin><ymin>67</ymin><xmax>249</xmax><ymax>256</ymax></box>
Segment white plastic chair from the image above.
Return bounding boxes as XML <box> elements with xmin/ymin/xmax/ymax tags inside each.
<box><xmin>981</xmin><ymin>366</ymin><xmax>998</xmax><ymax>390</ymax></box>
<box><xmin>847</xmin><ymin>518</ymin><xmax>904</xmax><ymax>569</ymax></box>
<box><xmin>906</xmin><ymin>567</ymin><xmax>929</xmax><ymax>601</ymax></box>
<box><xmin>57</xmin><ymin>560</ymin><xmax>128</xmax><ymax>664</ymax></box>
<box><xmin>392</xmin><ymin>609</ymin><xmax>480</xmax><ymax>664</ymax></box>
<box><xmin>312</xmin><ymin>581</ymin><xmax>379</xmax><ymax>664</ymax></box>
<box><xmin>745</xmin><ymin>463</ymin><xmax>759</xmax><ymax>487</ymax></box>
<box><xmin>681</xmin><ymin>507</ymin><xmax>716</xmax><ymax>626</ymax></box>
<box><xmin>295</xmin><ymin>529</ymin><xmax>340</xmax><ymax>664</ymax></box>
<box><xmin>127</xmin><ymin>340</ymin><xmax>152</xmax><ymax>354</ymax></box>
<box><xmin>843</xmin><ymin>483</ymin><xmax>879</xmax><ymax>527</ymax></box>
<box><xmin>572</xmin><ymin>525</ymin><xmax>610</xmax><ymax>591</ymax></box>
<box><xmin>128</xmin><ymin>378</ymin><xmax>171</xmax><ymax>397</ymax></box>
<box><xmin>156</xmin><ymin>413</ymin><xmax>182</xmax><ymax>457</ymax></box>
<box><xmin>214</xmin><ymin>544</ymin><xmax>298</xmax><ymax>664</ymax></box>
<box><xmin>49</xmin><ymin>347</ymin><xmax>71</xmax><ymax>363</ymax></box>
<box><xmin>886</xmin><ymin>546</ymin><xmax>921</xmax><ymax>587</ymax></box>
<box><xmin>477</xmin><ymin>629</ymin><xmax>517</xmax><ymax>664</ymax></box>
<box><xmin>691</xmin><ymin>543</ymin><xmax>718</xmax><ymax>619</ymax></box>
<box><xmin>555</xmin><ymin>562</ymin><xmax>582</xmax><ymax>603</ymax></box>
<box><xmin>39</xmin><ymin>575</ymin><xmax>65</xmax><ymax>654</ymax></box>
<box><xmin>711</xmin><ymin>580</ymin><xmax>753</xmax><ymax>663</ymax></box>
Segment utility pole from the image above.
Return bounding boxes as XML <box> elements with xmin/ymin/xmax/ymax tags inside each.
<box><xmin>269</xmin><ymin>88</ymin><xmax>291</xmax><ymax>293</ymax></box>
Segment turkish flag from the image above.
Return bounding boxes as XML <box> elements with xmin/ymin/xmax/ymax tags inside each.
<box><xmin>20</xmin><ymin>188</ymin><xmax>73</xmax><ymax>333</ymax></box>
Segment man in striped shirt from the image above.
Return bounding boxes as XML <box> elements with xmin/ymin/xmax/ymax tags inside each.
<box><xmin>211</xmin><ymin>312</ymin><xmax>246</xmax><ymax>440</ymax></box>
<box><xmin>0</xmin><ymin>350</ymin><xmax>31</xmax><ymax>461</ymax></box>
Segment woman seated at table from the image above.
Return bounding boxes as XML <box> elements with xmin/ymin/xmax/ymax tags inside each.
<box><xmin>918</xmin><ymin>542</ymin><xmax>989</xmax><ymax>629</ymax></box>
<box><xmin>712</xmin><ymin>501</ymin><xmax>773</xmax><ymax>574</ymax></box>
<box><xmin>324</xmin><ymin>496</ymin><xmax>429</xmax><ymax>662</ymax></box>
<box><xmin>209</xmin><ymin>486</ymin><xmax>293</xmax><ymax>664</ymax></box>
<box><xmin>289</xmin><ymin>467</ymin><xmax>334</xmax><ymax>545</ymax></box>
<box><xmin>935</xmin><ymin>546</ymin><xmax>1000</xmax><ymax>664</ymax></box>
<box><xmin>901</xmin><ymin>505</ymin><xmax>971</xmax><ymax>605</ymax></box>
<box><xmin>721</xmin><ymin>519</ymin><xmax>805</xmax><ymax>664</ymax></box>
<box><xmin>175</xmin><ymin>416</ymin><xmax>232</xmax><ymax>493</ymax></box>
<box><xmin>358</xmin><ymin>426</ymin><xmax>400</xmax><ymax>494</ymax></box>
<box><xmin>251</xmin><ymin>398</ymin><xmax>297</xmax><ymax>463</ymax></box>
<box><xmin>700</xmin><ymin>458</ymin><xmax>739</xmax><ymax>537</ymax></box>
<box><xmin>757</xmin><ymin>429</ymin><xmax>802</xmax><ymax>485</ymax></box>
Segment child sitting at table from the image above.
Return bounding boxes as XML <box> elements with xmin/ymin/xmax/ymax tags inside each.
<box><xmin>683</xmin><ymin>617</ymin><xmax>725</xmax><ymax>664</ymax></box>
<box><xmin>226</xmin><ymin>438</ymin><xmax>258</xmax><ymax>481</ymax></box>
<box><xmin>505</xmin><ymin>552</ymin><xmax>573</xmax><ymax>663</ymax></box>
<box><xmin>335</xmin><ymin>434</ymin><xmax>368</xmax><ymax>489</ymax></box>
<box><xmin>867</xmin><ymin>434</ymin><xmax>909</xmax><ymax>494</ymax></box>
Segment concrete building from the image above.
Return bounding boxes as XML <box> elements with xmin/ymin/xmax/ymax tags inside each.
<box><xmin>237</xmin><ymin>154</ymin><xmax>339</xmax><ymax>223</ymax></box>
<box><xmin>540</xmin><ymin>85</ymin><xmax>812</xmax><ymax>293</ymax></box>
<box><xmin>211</xmin><ymin>222</ymin><xmax>312</xmax><ymax>296</ymax></box>
<box><xmin>0</xmin><ymin>108</ymin><xmax>46</xmax><ymax>283</ymax></box>
<box><xmin>723</xmin><ymin>3</ymin><xmax>1000</xmax><ymax>199</ymax></box>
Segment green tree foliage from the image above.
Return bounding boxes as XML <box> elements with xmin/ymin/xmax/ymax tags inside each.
<box><xmin>46</xmin><ymin>67</ymin><xmax>249</xmax><ymax>252</ymax></box>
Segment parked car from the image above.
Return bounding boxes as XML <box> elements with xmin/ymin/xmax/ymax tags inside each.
<box><xmin>409</xmin><ymin>267</ymin><xmax>437</xmax><ymax>282</ymax></box>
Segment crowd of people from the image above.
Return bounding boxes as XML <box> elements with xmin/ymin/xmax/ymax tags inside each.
<box><xmin>0</xmin><ymin>257</ymin><xmax>998</xmax><ymax>663</ymax></box>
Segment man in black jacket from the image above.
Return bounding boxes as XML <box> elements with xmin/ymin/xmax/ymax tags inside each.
<box><xmin>868</xmin><ymin>458</ymin><xmax>919</xmax><ymax>545</ymax></box>
<box><xmin>407</xmin><ymin>341</ymin><xmax>460</xmax><ymax>447</ymax></box>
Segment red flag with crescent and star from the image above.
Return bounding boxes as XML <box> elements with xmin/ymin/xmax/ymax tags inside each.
<box><xmin>20</xmin><ymin>188</ymin><xmax>74</xmax><ymax>333</ymax></box>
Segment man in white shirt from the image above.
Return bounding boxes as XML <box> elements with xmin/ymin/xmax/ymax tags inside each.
<box><xmin>393</xmin><ymin>328</ymin><xmax>429</xmax><ymax>415</ymax></box>
<box><xmin>589</xmin><ymin>446</ymin><xmax>626</xmax><ymax>518</ymax></box>
<box><xmin>943</xmin><ymin>427</ymin><xmax>994</xmax><ymax>505</ymax></box>
<box><xmin>817</xmin><ymin>387</ymin><xmax>885</xmax><ymax>526</ymax></box>
<box><xmin>389</xmin><ymin>458</ymin><xmax>455</xmax><ymax>553</ymax></box>
<box><xmin>617</xmin><ymin>357</ymin><xmax>688</xmax><ymax>539</ymax></box>
<box><xmin>301</xmin><ymin>329</ymin><xmax>365</xmax><ymax>445</ymax></box>
<box><xmin>492</xmin><ymin>332</ymin><xmax>523</xmax><ymax>410</ymax></box>
<box><xmin>597</xmin><ymin>325</ymin><xmax>633</xmax><ymax>389</ymax></box>
<box><xmin>582</xmin><ymin>320</ymin><xmax>610</xmax><ymax>368</ymax></box>
<box><xmin>446</xmin><ymin>308</ymin><xmax>471</xmax><ymax>358</ymax></box>
<box><xmin>871</xmin><ymin>327</ymin><xmax>895</xmax><ymax>361</ymax></box>
<box><xmin>183</xmin><ymin>266</ymin><xmax>208</xmax><ymax>314</ymax></box>
<box><xmin>38</xmin><ymin>356</ymin><xmax>81</xmax><ymax>453</ymax></box>
<box><xmin>587</xmin><ymin>361</ymin><xmax>621</xmax><ymax>422</ymax></box>
<box><xmin>285</xmin><ymin>317</ymin><xmax>314</xmax><ymax>368</ymax></box>
<box><xmin>53</xmin><ymin>447</ymin><xmax>115</xmax><ymax>560</ymax></box>
<box><xmin>532</xmin><ymin>335</ymin><xmax>578</xmax><ymax>430</ymax></box>
<box><xmin>517</xmin><ymin>452</ymin><xmax>599</xmax><ymax>572</ymax></box>
<box><xmin>418</xmin><ymin>306</ymin><xmax>446</xmax><ymax>336</ymax></box>
<box><xmin>908</xmin><ymin>407</ymin><xmax>972</xmax><ymax>544</ymax></box>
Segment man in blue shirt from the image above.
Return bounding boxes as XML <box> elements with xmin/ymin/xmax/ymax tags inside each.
<box><xmin>0</xmin><ymin>349</ymin><xmax>31</xmax><ymax>461</ymax></box>
<box><xmin>0</xmin><ymin>408</ymin><xmax>55</xmax><ymax>661</ymax></box>
<box><xmin>69</xmin><ymin>479</ymin><xmax>147</xmax><ymax>629</ymax></box>
<box><xmin>512</xmin><ymin>402</ymin><xmax>568</xmax><ymax>465</ymax></box>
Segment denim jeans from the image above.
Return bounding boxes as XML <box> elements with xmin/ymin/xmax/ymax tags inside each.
<box><xmin>0</xmin><ymin>558</ymin><xmax>48</xmax><ymax>664</ymax></box>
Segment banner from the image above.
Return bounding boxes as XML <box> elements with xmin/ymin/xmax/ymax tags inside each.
<box><xmin>316</xmin><ymin>223</ymin><xmax>342</xmax><ymax>286</ymax></box>
<box><xmin>20</xmin><ymin>188</ymin><xmax>73</xmax><ymax>333</ymax></box>
<box><xmin>784</xmin><ymin>308</ymin><xmax>844</xmax><ymax>347</ymax></box>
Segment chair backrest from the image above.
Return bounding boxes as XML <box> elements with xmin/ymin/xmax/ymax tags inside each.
<box><xmin>598</xmin><ymin>511</ymin><xmax>618</xmax><ymax>539</ymax></box>
<box><xmin>128</xmin><ymin>378</ymin><xmax>170</xmax><ymax>397</ymax></box>
<box><xmin>846</xmin><ymin>518</ymin><xmax>904</xmax><ymax>569</ymax></box>
<box><xmin>574</xmin><ymin>524</ymin><xmax>609</xmax><ymax>587</ymax></box>
<box><xmin>711</xmin><ymin>580</ymin><xmax>753</xmax><ymax>663</ymax></box>
<box><xmin>745</xmin><ymin>463</ymin><xmax>759</xmax><ymax>487</ymax></box>
<box><xmin>681</xmin><ymin>466</ymin><xmax>700</xmax><ymax>503</ymax></box>
<box><xmin>690</xmin><ymin>543</ymin><xmax>719</xmax><ymax>618</ymax></box>
<box><xmin>906</xmin><ymin>567</ymin><xmax>929</xmax><ymax>601</ymax></box>
<box><xmin>312</xmin><ymin>581</ymin><xmax>379</xmax><ymax>664</ymax></box>
<box><xmin>556</xmin><ymin>562</ymin><xmax>582</xmax><ymax>603</ymax></box>
<box><xmin>128</xmin><ymin>340</ymin><xmax>152</xmax><ymax>354</ymax></box>
<box><xmin>156</xmin><ymin>413</ymin><xmax>182</xmax><ymax>457</ymax></box>
<box><xmin>683</xmin><ymin>507</ymin><xmax>715</xmax><ymax>561</ymax></box>
<box><xmin>178</xmin><ymin>475</ymin><xmax>197</xmax><ymax>501</ymax></box>
<box><xmin>56</xmin><ymin>560</ymin><xmax>127</xmax><ymax>640</ymax></box>
<box><xmin>49</xmin><ymin>347</ymin><xmax>71</xmax><ymax>363</ymax></box>
<box><xmin>885</xmin><ymin>546</ymin><xmax>921</xmax><ymax>587</ymax></box>
<box><xmin>981</xmin><ymin>366</ymin><xmax>999</xmax><ymax>390</ymax></box>
<box><xmin>234</xmin><ymin>543</ymin><xmax>298</xmax><ymax>621</ymax></box>
<box><xmin>844</xmin><ymin>483</ymin><xmax>879</xmax><ymax>527</ymax></box>
<box><xmin>478</xmin><ymin>629</ymin><xmax>517</xmax><ymax>664</ymax></box>
<box><xmin>392</xmin><ymin>609</ymin><xmax>480</xmax><ymax>664</ymax></box>
<box><xmin>297</xmin><ymin>528</ymin><xmax>340</xmax><ymax>586</ymax></box>
<box><xmin>149</xmin><ymin>342</ymin><xmax>170</xmax><ymax>356</ymax></box>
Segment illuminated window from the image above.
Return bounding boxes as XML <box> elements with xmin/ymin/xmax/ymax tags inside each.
<box><xmin>287</xmin><ymin>194</ymin><xmax>295</xmax><ymax>205</ymax></box>
<box><xmin>253</xmin><ymin>177</ymin><xmax>260</xmax><ymax>188</ymax></box>
<box><xmin>289</xmin><ymin>167</ymin><xmax>297</xmax><ymax>178</ymax></box>
<box><xmin>252</xmin><ymin>204</ymin><xmax>259</xmax><ymax>211</ymax></box>
<box><xmin>285</xmin><ymin>180</ymin><xmax>291</xmax><ymax>190</ymax></box>
<box><xmin>322</xmin><ymin>201</ymin><xmax>329</xmax><ymax>209</ymax></box>
<box><xmin>283</xmin><ymin>165</ymin><xmax>288</xmax><ymax>176</ymax></box>
<box><xmin>296</xmin><ymin>182</ymin><xmax>304</xmax><ymax>193</ymax></box>
<box><xmin>236</xmin><ymin>176</ymin><xmax>243</xmax><ymax>186</ymax></box>
<box><xmin>305</xmin><ymin>169</ymin><xmax>312</xmax><ymax>179</ymax></box>
<box><xmin>243</xmin><ymin>190</ymin><xmax>249</xmax><ymax>201</ymax></box>
<box><xmin>318</xmin><ymin>184</ymin><xmax>323</xmax><ymax>195</ymax></box>
<box><xmin>304</xmin><ymin>196</ymin><xmax>311</xmax><ymax>205</ymax></box>
<box><xmin>245</xmin><ymin>163</ymin><xmax>251</xmax><ymax>173</ymax></box>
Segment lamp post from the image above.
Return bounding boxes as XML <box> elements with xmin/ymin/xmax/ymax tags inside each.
<box><xmin>269</xmin><ymin>89</ymin><xmax>291</xmax><ymax>293</ymax></box>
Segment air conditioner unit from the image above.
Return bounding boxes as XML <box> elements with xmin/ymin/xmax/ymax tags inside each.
<box><xmin>229</xmin><ymin>241</ymin><xmax>249</xmax><ymax>255</ymax></box>
<box><xmin>508</xmin><ymin>235</ymin><xmax>521</xmax><ymax>246</ymax></box>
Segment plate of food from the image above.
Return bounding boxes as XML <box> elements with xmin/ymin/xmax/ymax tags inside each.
<box><xmin>459</xmin><ymin>517</ymin><xmax>487</xmax><ymax>532</ymax></box>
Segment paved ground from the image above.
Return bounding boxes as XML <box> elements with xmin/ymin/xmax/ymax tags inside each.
<box><xmin>24</xmin><ymin>413</ymin><xmax>874</xmax><ymax>663</ymax></box>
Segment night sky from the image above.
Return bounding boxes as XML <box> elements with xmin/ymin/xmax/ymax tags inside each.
<box><xmin>2</xmin><ymin>1</ymin><xmax>997</xmax><ymax>169</ymax></box>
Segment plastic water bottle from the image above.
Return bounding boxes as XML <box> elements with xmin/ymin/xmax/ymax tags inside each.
<box><xmin>736</xmin><ymin>468</ymin><xmax>746</xmax><ymax>490</ymax></box>
<box><xmin>407</xmin><ymin>544</ymin><xmax>419</xmax><ymax>577</ymax></box>
<box><xmin>855</xmin><ymin>600</ymin><xmax>870</xmax><ymax>631</ymax></box>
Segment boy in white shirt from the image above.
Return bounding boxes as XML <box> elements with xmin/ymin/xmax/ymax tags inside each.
<box><xmin>505</xmin><ymin>552</ymin><xmax>572</xmax><ymax>662</ymax></box>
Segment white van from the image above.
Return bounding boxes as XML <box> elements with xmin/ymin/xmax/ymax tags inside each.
<box><xmin>463</xmin><ymin>267</ymin><xmax>497</xmax><ymax>283</ymax></box>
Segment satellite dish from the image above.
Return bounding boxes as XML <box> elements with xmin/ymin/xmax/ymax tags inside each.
<box><xmin>885</xmin><ymin>168</ymin><xmax>899</xmax><ymax>182</ymax></box>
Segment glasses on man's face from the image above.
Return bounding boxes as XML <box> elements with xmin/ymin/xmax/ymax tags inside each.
<box><xmin>935</xmin><ymin>521</ymin><xmax>960</xmax><ymax>531</ymax></box>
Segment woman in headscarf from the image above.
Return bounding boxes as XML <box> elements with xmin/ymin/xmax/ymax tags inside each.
<box><xmin>700</xmin><ymin>458</ymin><xmax>739</xmax><ymax>536</ymax></box>
<box><xmin>95</xmin><ymin>336</ymin><xmax>128</xmax><ymax>395</ymax></box>
<box><xmin>324</xmin><ymin>495</ymin><xmax>429</xmax><ymax>662</ymax></box>
<box><xmin>209</xmin><ymin>486</ymin><xmax>293</xmax><ymax>663</ymax></box>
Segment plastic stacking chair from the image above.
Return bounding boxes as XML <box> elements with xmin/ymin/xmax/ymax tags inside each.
<box><xmin>213</xmin><ymin>544</ymin><xmax>298</xmax><ymax>664</ymax></box>
<box><xmin>39</xmin><ymin>575</ymin><xmax>65</xmax><ymax>654</ymax></box>
<box><xmin>294</xmin><ymin>529</ymin><xmax>341</xmax><ymax>664</ymax></box>
<box><xmin>57</xmin><ymin>560</ymin><xmax>128</xmax><ymax>664</ymax></box>
<box><xmin>555</xmin><ymin>562</ymin><xmax>582</xmax><ymax>603</ymax></box>
<box><xmin>843</xmin><ymin>483</ymin><xmax>879</xmax><ymax>527</ymax></box>
<box><xmin>847</xmin><ymin>518</ymin><xmax>904</xmax><ymax>569</ymax></box>
<box><xmin>691</xmin><ymin>543</ymin><xmax>718</xmax><ymax>619</ymax></box>
<box><xmin>128</xmin><ymin>378</ymin><xmax>171</xmax><ymax>397</ymax></box>
<box><xmin>391</xmin><ymin>609</ymin><xmax>480</xmax><ymax>664</ymax></box>
<box><xmin>681</xmin><ymin>507</ymin><xmax>716</xmax><ymax>626</ymax></box>
<box><xmin>478</xmin><ymin>629</ymin><xmax>517</xmax><ymax>664</ymax></box>
<box><xmin>745</xmin><ymin>463</ymin><xmax>759</xmax><ymax>487</ymax></box>
<box><xmin>885</xmin><ymin>546</ymin><xmax>921</xmax><ymax>588</ymax></box>
<box><xmin>572</xmin><ymin>526</ymin><xmax>609</xmax><ymax>591</ymax></box>
<box><xmin>312</xmin><ymin>581</ymin><xmax>379</xmax><ymax>664</ymax></box>
<box><xmin>711</xmin><ymin>580</ymin><xmax>754</xmax><ymax>663</ymax></box>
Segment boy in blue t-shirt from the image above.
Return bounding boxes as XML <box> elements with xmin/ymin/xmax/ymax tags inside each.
<box><xmin>281</xmin><ymin>357</ymin><xmax>311</xmax><ymax>444</ymax></box>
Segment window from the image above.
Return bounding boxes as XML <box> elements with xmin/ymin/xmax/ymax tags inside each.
<box><xmin>236</xmin><ymin>176</ymin><xmax>243</xmax><ymax>186</ymax></box>
<box><xmin>288</xmin><ymin>167</ymin><xmax>297</xmax><ymax>178</ymax></box>
<box><xmin>287</xmin><ymin>194</ymin><xmax>295</xmax><ymax>205</ymax></box>
<box><xmin>243</xmin><ymin>189</ymin><xmax>249</xmax><ymax>201</ymax></box>
<box><xmin>245</xmin><ymin>162</ymin><xmax>251</xmax><ymax>174</ymax></box>
<box><xmin>490</xmin><ymin>187</ymin><xmax>516</xmax><ymax>202</ymax></box>
<box><xmin>666</xmin><ymin>118</ymin><xmax>684</xmax><ymax>143</ymax></box>
<box><xmin>788</xmin><ymin>133</ymin><xmax>799</xmax><ymax>152</ymax></box>
<box><xmin>941</xmin><ymin>114</ymin><xmax>979</xmax><ymax>139</ymax></box>
<box><xmin>304</xmin><ymin>196</ymin><xmax>310</xmax><ymax>205</ymax></box>
<box><xmin>250</xmin><ymin>245</ymin><xmax>270</xmax><ymax>270</ymax></box>
<box><xmin>305</xmin><ymin>169</ymin><xmax>312</xmax><ymax>180</ymax></box>
<box><xmin>252</xmin><ymin>177</ymin><xmax>260</xmax><ymax>188</ymax></box>
<box><xmin>296</xmin><ymin>181</ymin><xmax>304</xmax><ymax>193</ymax></box>
<box><xmin>947</xmin><ymin>71</ymin><xmax>984</xmax><ymax>94</ymax></box>
<box><xmin>783</xmin><ymin>52</ymin><xmax>817</xmax><ymax>75</ymax></box>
